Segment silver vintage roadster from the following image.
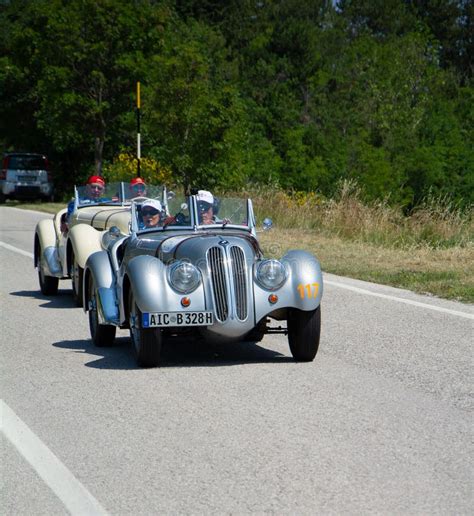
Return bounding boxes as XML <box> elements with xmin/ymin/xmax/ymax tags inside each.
<box><xmin>83</xmin><ymin>190</ymin><xmax>323</xmax><ymax>366</ymax></box>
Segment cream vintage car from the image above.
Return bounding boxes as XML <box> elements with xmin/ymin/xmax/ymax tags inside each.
<box><xmin>34</xmin><ymin>181</ymin><xmax>165</xmax><ymax>306</ymax></box>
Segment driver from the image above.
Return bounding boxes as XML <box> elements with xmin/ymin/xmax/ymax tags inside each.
<box><xmin>84</xmin><ymin>175</ymin><xmax>106</xmax><ymax>200</ymax></box>
<box><xmin>196</xmin><ymin>190</ymin><xmax>217</xmax><ymax>225</ymax></box>
<box><xmin>64</xmin><ymin>175</ymin><xmax>107</xmax><ymax>230</ymax></box>
<box><xmin>140</xmin><ymin>199</ymin><xmax>162</xmax><ymax>228</ymax></box>
<box><xmin>129</xmin><ymin>177</ymin><xmax>147</xmax><ymax>198</ymax></box>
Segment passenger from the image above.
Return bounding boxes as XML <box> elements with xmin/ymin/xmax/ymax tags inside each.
<box><xmin>140</xmin><ymin>199</ymin><xmax>162</xmax><ymax>228</ymax></box>
<box><xmin>129</xmin><ymin>177</ymin><xmax>147</xmax><ymax>198</ymax></box>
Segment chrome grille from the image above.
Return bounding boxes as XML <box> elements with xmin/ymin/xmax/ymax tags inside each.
<box><xmin>230</xmin><ymin>246</ymin><xmax>247</xmax><ymax>320</ymax></box>
<box><xmin>208</xmin><ymin>246</ymin><xmax>228</xmax><ymax>321</ymax></box>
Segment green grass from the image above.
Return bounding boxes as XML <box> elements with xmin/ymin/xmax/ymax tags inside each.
<box><xmin>5</xmin><ymin>200</ymin><xmax>65</xmax><ymax>214</ymax></box>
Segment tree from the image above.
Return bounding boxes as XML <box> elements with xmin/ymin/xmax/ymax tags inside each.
<box><xmin>0</xmin><ymin>0</ymin><xmax>170</xmax><ymax>185</ymax></box>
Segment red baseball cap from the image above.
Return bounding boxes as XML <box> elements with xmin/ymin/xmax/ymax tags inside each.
<box><xmin>130</xmin><ymin>177</ymin><xmax>146</xmax><ymax>186</ymax></box>
<box><xmin>87</xmin><ymin>175</ymin><xmax>105</xmax><ymax>186</ymax></box>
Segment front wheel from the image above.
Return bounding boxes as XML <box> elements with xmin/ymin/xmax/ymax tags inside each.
<box><xmin>38</xmin><ymin>242</ymin><xmax>59</xmax><ymax>295</ymax></box>
<box><xmin>71</xmin><ymin>253</ymin><xmax>83</xmax><ymax>307</ymax></box>
<box><xmin>287</xmin><ymin>306</ymin><xmax>321</xmax><ymax>362</ymax></box>
<box><xmin>88</xmin><ymin>274</ymin><xmax>116</xmax><ymax>346</ymax></box>
<box><xmin>129</xmin><ymin>289</ymin><xmax>162</xmax><ymax>367</ymax></box>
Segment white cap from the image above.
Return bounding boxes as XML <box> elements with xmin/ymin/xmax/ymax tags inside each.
<box><xmin>196</xmin><ymin>190</ymin><xmax>214</xmax><ymax>204</ymax></box>
<box><xmin>141</xmin><ymin>199</ymin><xmax>162</xmax><ymax>212</ymax></box>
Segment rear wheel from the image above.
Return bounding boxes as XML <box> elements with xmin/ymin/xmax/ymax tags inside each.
<box><xmin>71</xmin><ymin>253</ymin><xmax>83</xmax><ymax>307</ymax></box>
<box><xmin>88</xmin><ymin>274</ymin><xmax>116</xmax><ymax>346</ymax></box>
<box><xmin>129</xmin><ymin>289</ymin><xmax>162</xmax><ymax>367</ymax></box>
<box><xmin>38</xmin><ymin>243</ymin><xmax>59</xmax><ymax>295</ymax></box>
<box><xmin>287</xmin><ymin>306</ymin><xmax>321</xmax><ymax>362</ymax></box>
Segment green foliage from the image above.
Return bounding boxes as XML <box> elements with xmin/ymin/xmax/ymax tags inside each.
<box><xmin>0</xmin><ymin>0</ymin><xmax>471</xmax><ymax>207</ymax></box>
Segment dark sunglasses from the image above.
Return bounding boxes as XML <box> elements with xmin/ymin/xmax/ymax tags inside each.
<box><xmin>197</xmin><ymin>201</ymin><xmax>212</xmax><ymax>212</ymax></box>
<box><xmin>133</xmin><ymin>184</ymin><xmax>146</xmax><ymax>191</ymax></box>
<box><xmin>142</xmin><ymin>209</ymin><xmax>159</xmax><ymax>216</ymax></box>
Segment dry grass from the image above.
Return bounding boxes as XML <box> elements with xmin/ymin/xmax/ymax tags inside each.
<box><xmin>245</xmin><ymin>181</ymin><xmax>473</xmax><ymax>302</ymax></box>
<box><xmin>248</xmin><ymin>181</ymin><xmax>473</xmax><ymax>250</ymax></box>
<box><xmin>259</xmin><ymin>229</ymin><xmax>474</xmax><ymax>302</ymax></box>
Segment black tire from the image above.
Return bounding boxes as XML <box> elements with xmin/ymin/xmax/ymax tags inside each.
<box><xmin>129</xmin><ymin>289</ymin><xmax>162</xmax><ymax>367</ymax></box>
<box><xmin>0</xmin><ymin>192</ymin><xmax>5</xmax><ymax>204</ymax></box>
<box><xmin>38</xmin><ymin>243</ymin><xmax>59</xmax><ymax>295</ymax></box>
<box><xmin>88</xmin><ymin>274</ymin><xmax>116</xmax><ymax>346</ymax></box>
<box><xmin>287</xmin><ymin>306</ymin><xmax>321</xmax><ymax>362</ymax></box>
<box><xmin>71</xmin><ymin>253</ymin><xmax>83</xmax><ymax>307</ymax></box>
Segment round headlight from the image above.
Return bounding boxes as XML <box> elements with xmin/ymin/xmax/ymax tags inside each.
<box><xmin>168</xmin><ymin>262</ymin><xmax>201</xmax><ymax>293</ymax></box>
<box><xmin>256</xmin><ymin>259</ymin><xmax>287</xmax><ymax>290</ymax></box>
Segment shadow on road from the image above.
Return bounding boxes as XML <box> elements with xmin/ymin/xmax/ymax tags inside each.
<box><xmin>10</xmin><ymin>289</ymin><xmax>78</xmax><ymax>309</ymax></box>
<box><xmin>53</xmin><ymin>335</ymin><xmax>292</xmax><ymax>370</ymax></box>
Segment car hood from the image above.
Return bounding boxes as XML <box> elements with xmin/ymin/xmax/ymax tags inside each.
<box><xmin>154</xmin><ymin>231</ymin><xmax>263</xmax><ymax>265</ymax></box>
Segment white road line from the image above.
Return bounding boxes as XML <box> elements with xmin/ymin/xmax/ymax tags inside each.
<box><xmin>325</xmin><ymin>279</ymin><xmax>474</xmax><ymax>320</ymax></box>
<box><xmin>0</xmin><ymin>241</ymin><xmax>33</xmax><ymax>259</ymax></box>
<box><xmin>1</xmin><ymin>400</ymin><xmax>108</xmax><ymax>515</ymax></box>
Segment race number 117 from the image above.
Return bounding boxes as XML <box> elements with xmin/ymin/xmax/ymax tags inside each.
<box><xmin>297</xmin><ymin>283</ymin><xmax>319</xmax><ymax>299</ymax></box>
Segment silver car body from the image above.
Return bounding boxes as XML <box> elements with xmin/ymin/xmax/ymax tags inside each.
<box><xmin>83</xmin><ymin>193</ymin><xmax>323</xmax><ymax>365</ymax></box>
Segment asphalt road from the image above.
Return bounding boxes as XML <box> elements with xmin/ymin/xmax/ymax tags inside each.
<box><xmin>1</xmin><ymin>206</ymin><xmax>472</xmax><ymax>515</ymax></box>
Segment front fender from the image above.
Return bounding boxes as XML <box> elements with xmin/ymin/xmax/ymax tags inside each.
<box><xmin>35</xmin><ymin>219</ymin><xmax>56</xmax><ymax>256</ymax></box>
<box><xmin>84</xmin><ymin>250</ymin><xmax>118</xmax><ymax>324</ymax></box>
<box><xmin>282</xmin><ymin>250</ymin><xmax>323</xmax><ymax>308</ymax></box>
<box><xmin>254</xmin><ymin>250</ymin><xmax>323</xmax><ymax>322</ymax></box>
<box><xmin>126</xmin><ymin>255</ymin><xmax>206</xmax><ymax>313</ymax></box>
<box><xmin>68</xmin><ymin>224</ymin><xmax>102</xmax><ymax>269</ymax></box>
<box><xmin>35</xmin><ymin>218</ymin><xmax>61</xmax><ymax>275</ymax></box>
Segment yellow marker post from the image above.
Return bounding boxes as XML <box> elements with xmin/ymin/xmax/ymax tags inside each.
<box><xmin>136</xmin><ymin>82</ymin><xmax>141</xmax><ymax>177</ymax></box>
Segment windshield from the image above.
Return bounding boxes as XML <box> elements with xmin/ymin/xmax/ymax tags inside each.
<box><xmin>75</xmin><ymin>182</ymin><xmax>123</xmax><ymax>207</ymax></box>
<box><xmin>196</xmin><ymin>197</ymin><xmax>250</xmax><ymax>229</ymax></box>
<box><xmin>123</xmin><ymin>183</ymin><xmax>163</xmax><ymax>202</ymax></box>
<box><xmin>131</xmin><ymin>193</ymin><xmax>254</xmax><ymax>233</ymax></box>
<box><xmin>135</xmin><ymin>193</ymin><xmax>191</xmax><ymax>231</ymax></box>
<box><xmin>7</xmin><ymin>155</ymin><xmax>47</xmax><ymax>170</ymax></box>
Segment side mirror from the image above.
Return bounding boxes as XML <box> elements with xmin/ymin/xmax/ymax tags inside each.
<box><xmin>262</xmin><ymin>218</ymin><xmax>273</xmax><ymax>231</ymax></box>
<box><xmin>167</xmin><ymin>191</ymin><xmax>176</xmax><ymax>200</ymax></box>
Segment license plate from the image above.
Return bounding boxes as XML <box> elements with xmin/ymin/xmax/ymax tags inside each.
<box><xmin>142</xmin><ymin>311</ymin><xmax>213</xmax><ymax>328</ymax></box>
<box><xmin>19</xmin><ymin>175</ymin><xmax>36</xmax><ymax>182</ymax></box>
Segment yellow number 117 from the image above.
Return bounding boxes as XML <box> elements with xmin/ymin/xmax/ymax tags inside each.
<box><xmin>297</xmin><ymin>283</ymin><xmax>319</xmax><ymax>299</ymax></box>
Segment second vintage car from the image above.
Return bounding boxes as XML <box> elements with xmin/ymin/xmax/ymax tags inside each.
<box><xmin>34</xmin><ymin>181</ymin><xmax>165</xmax><ymax>306</ymax></box>
<box><xmin>83</xmin><ymin>190</ymin><xmax>323</xmax><ymax>366</ymax></box>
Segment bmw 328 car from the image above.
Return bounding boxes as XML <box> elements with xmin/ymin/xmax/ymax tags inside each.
<box><xmin>34</xmin><ymin>180</ymin><xmax>164</xmax><ymax>306</ymax></box>
<box><xmin>83</xmin><ymin>190</ymin><xmax>323</xmax><ymax>367</ymax></box>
